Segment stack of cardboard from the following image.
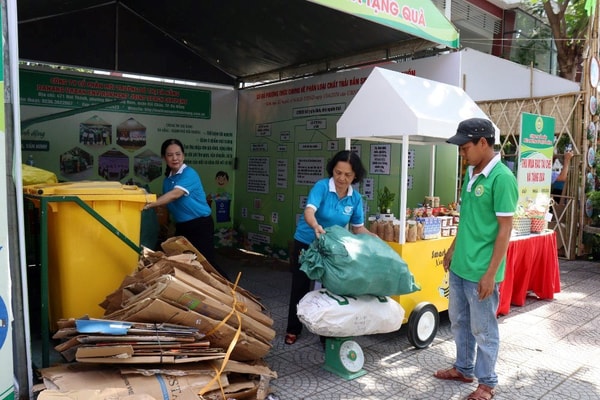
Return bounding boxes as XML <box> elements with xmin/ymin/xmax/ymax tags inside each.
<box><xmin>42</xmin><ymin>236</ymin><xmax>278</xmax><ymax>400</ymax></box>
<box><xmin>52</xmin><ymin>318</ymin><xmax>224</xmax><ymax>364</ymax></box>
<box><xmin>100</xmin><ymin>236</ymin><xmax>275</xmax><ymax>361</ymax></box>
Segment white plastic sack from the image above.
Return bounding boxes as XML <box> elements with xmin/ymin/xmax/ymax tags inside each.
<box><xmin>297</xmin><ymin>289</ymin><xmax>405</xmax><ymax>337</ymax></box>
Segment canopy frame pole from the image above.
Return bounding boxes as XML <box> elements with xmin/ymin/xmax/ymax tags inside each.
<box><xmin>399</xmin><ymin>135</ymin><xmax>409</xmax><ymax>244</ymax></box>
<box><xmin>429</xmin><ymin>145</ymin><xmax>436</xmax><ymax>196</ymax></box>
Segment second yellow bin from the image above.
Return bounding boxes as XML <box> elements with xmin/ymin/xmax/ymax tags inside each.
<box><xmin>24</xmin><ymin>181</ymin><xmax>155</xmax><ymax>326</ymax></box>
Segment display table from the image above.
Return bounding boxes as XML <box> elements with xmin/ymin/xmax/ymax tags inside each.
<box><xmin>497</xmin><ymin>230</ymin><xmax>560</xmax><ymax>316</ymax></box>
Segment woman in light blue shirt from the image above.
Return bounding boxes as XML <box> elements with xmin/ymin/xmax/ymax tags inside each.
<box><xmin>144</xmin><ymin>138</ymin><xmax>228</xmax><ymax>280</ymax></box>
<box><xmin>285</xmin><ymin>150</ymin><xmax>373</xmax><ymax>345</ymax></box>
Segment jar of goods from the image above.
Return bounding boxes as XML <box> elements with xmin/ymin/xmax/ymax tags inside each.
<box><xmin>406</xmin><ymin>220</ymin><xmax>417</xmax><ymax>242</ymax></box>
<box><xmin>383</xmin><ymin>221</ymin><xmax>394</xmax><ymax>241</ymax></box>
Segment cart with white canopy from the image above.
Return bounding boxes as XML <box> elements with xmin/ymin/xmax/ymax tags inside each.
<box><xmin>336</xmin><ymin>66</ymin><xmax>498</xmax><ymax>347</ymax></box>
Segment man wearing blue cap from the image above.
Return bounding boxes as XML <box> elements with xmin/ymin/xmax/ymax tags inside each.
<box><xmin>433</xmin><ymin>118</ymin><xmax>518</xmax><ymax>400</ymax></box>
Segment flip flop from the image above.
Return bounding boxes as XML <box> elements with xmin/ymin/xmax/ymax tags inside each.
<box><xmin>433</xmin><ymin>367</ymin><xmax>474</xmax><ymax>383</ymax></box>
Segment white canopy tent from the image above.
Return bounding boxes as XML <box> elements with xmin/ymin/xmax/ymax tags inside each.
<box><xmin>337</xmin><ymin>67</ymin><xmax>498</xmax><ymax>243</ymax></box>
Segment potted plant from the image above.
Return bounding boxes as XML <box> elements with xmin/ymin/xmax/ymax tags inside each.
<box><xmin>377</xmin><ymin>186</ymin><xmax>395</xmax><ymax>215</ymax></box>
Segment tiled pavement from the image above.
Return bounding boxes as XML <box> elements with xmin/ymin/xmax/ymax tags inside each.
<box><xmin>218</xmin><ymin>250</ymin><xmax>600</xmax><ymax>400</ymax></box>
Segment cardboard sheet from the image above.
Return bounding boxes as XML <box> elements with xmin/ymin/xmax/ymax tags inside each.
<box><xmin>106</xmin><ymin>298</ymin><xmax>271</xmax><ymax>361</ymax></box>
<box><xmin>40</xmin><ymin>363</ymin><xmax>225</xmax><ymax>399</ymax></box>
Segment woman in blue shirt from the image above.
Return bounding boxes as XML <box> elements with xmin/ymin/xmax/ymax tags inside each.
<box><xmin>144</xmin><ymin>138</ymin><xmax>228</xmax><ymax>280</ymax></box>
<box><xmin>285</xmin><ymin>150</ymin><xmax>374</xmax><ymax>345</ymax></box>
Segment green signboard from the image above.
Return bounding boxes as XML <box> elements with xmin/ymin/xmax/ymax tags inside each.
<box><xmin>308</xmin><ymin>0</ymin><xmax>459</xmax><ymax>49</ymax></box>
<box><xmin>517</xmin><ymin>113</ymin><xmax>555</xmax><ymax>209</ymax></box>
<box><xmin>20</xmin><ymin>69</ymin><xmax>212</xmax><ymax>119</ymax></box>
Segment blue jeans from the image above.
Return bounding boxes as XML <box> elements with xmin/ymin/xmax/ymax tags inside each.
<box><xmin>448</xmin><ymin>270</ymin><xmax>499</xmax><ymax>388</ymax></box>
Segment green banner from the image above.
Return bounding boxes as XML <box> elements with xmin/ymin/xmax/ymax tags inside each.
<box><xmin>308</xmin><ymin>0</ymin><xmax>459</xmax><ymax>48</ymax></box>
<box><xmin>20</xmin><ymin>69</ymin><xmax>212</xmax><ymax>119</ymax></box>
<box><xmin>517</xmin><ymin>113</ymin><xmax>555</xmax><ymax>209</ymax></box>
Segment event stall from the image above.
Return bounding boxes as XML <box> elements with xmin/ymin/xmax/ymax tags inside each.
<box><xmin>336</xmin><ymin>67</ymin><xmax>559</xmax><ymax>346</ymax></box>
<box><xmin>337</xmin><ymin>67</ymin><xmax>498</xmax><ymax>243</ymax></box>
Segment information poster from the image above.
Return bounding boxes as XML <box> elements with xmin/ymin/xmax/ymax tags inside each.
<box><xmin>370</xmin><ymin>144</ymin><xmax>391</xmax><ymax>174</ymax></box>
<box><xmin>236</xmin><ymin>63</ymin><xmax>459</xmax><ymax>258</ymax></box>
<box><xmin>517</xmin><ymin>113</ymin><xmax>555</xmax><ymax>208</ymax></box>
<box><xmin>19</xmin><ymin>68</ymin><xmax>237</xmax><ymax>245</ymax></box>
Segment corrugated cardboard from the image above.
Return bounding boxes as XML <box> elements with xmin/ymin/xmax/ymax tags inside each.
<box><xmin>102</xmin><ymin>257</ymin><xmax>265</xmax><ymax>318</ymax></box>
<box><xmin>126</xmin><ymin>274</ymin><xmax>275</xmax><ymax>343</ymax></box>
<box><xmin>172</xmin><ymin>268</ymin><xmax>273</xmax><ymax>326</ymax></box>
<box><xmin>77</xmin><ymin>353</ymin><xmax>225</xmax><ymax>364</ymax></box>
<box><xmin>37</xmin><ymin>388</ymin><xmax>160</xmax><ymax>400</ymax></box>
<box><xmin>160</xmin><ymin>236</ymin><xmax>215</xmax><ymax>272</ymax></box>
<box><xmin>159</xmin><ymin>237</ymin><xmax>265</xmax><ymax>307</ymax></box>
<box><xmin>106</xmin><ymin>298</ymin><xmax>271</xmax><ymax>361</ymax></box>
<box><xmin>38</xmin><ymin>358</ymin><xmax>277</xmax><ymax>400</ymax></box>
<box><xmin>76</xmin><ymin>345</ymin><xmax>134</xmax><ymax>359</ymax></box>
<box><xmin>40</xmin><ymin>363</ymin><xmax>224</xmax><ymax>399</ymax></box>
<box><xmin>74</xmin><ymin>343</ymin><xmax>225</xmax><ymax>364</ymax></box>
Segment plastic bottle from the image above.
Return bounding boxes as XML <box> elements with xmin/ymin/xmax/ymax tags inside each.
<box><xmin>26</xmin><ymin>154</ymin><xmax>35</xmax><ymax>166</ymax></box>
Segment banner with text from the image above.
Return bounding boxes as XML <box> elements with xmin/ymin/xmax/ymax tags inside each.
<box><xmin>20</xmin><ymin>68</ymin><xmax>237</xmax><ymax>245</ymax></box>
<box><xmin>517</xmin><ymin>113</ymin><xmax>555</xmax><ymax>210</ymax></box>
<box><xmin>308</xmin><ymin>0</ymin><xmax>459</xmax><ymax>48</ymax></box>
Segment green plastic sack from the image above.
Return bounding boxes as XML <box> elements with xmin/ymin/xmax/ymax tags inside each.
<box><xmin>300</xmin><ymin>225</ymin><xmax>420</xmax><ymax>296</ymax></box>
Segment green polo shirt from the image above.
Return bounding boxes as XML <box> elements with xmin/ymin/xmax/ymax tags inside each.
<box><xmin>451</xmin><ymin>155</ymin><xmax>518</xmax><ymax>283</ymax></box>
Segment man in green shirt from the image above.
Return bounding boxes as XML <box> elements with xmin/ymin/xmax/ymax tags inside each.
<box><xmin>433</xmin><ymin>118</ymin><xmax>518</xmax><ymax>400</ymax></box>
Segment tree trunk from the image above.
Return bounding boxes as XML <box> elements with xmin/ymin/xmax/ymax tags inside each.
<box><xmin>542</xmin><ymin>0</ymin><xmax>582</xmax><ymax>81</ymax></box>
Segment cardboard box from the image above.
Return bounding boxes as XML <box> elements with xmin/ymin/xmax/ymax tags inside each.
<box><xmin>38</xmin><ymin>387</ymin><xmax>178</xmax><ymax>400</ymax></box>
<box><xmin>39</xmin><ymin>359</ymin><xmax>277</xmax><ymax>400</ymax></box>
<box><xmin>40</xmin><ymin>363</ymin><xmax>225</xmax><ymax>400</ymax></box>
<box><xmin>416</xmin><ymin>217</ymin><xmax>441</xmax><ymax>240</ymax></box>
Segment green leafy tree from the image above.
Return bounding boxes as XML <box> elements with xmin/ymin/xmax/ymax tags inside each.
<box><xmin>525</xmin><ymin>0</ymin><xmax>591</xmax><ymax>80</ymax></box>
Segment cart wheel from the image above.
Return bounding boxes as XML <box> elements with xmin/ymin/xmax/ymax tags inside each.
<box><xmin>407</xmin><ymin>302</ymin><xmax>439</xmax><ymax>349</ymax></box>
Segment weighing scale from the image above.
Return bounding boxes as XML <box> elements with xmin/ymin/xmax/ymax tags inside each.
<box><xmin>323</xmin><ymin>337</ymin><xmax>367</xmax><ymax>380</ymax></box>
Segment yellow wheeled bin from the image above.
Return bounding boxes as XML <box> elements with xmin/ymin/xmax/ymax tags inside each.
<box><xmin>388</xmin><ymin>237</ymin><xmax>453</xmax><ymax>348</ymax></box>
<box><xmin>24</xmin><ymin>181</ymin><xmax>155</xmax><ymax>327</ymax></box>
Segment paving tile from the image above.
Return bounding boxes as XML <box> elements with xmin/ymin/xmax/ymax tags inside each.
<box><xmin>546</xmin><ymin>303</ymin><xmax>598</xmax><ymax>324</ymax></box>
<box><xmin>548</xmin><ymin>377</ymin><xmax>600</xmax><ymax>400</ymax></box>
<box><xmin>269</xmin><ymin>372</ymin><xmax>339</xmax><ymax>399</ymax></box>
<box><xmin>521</xmin><ymin>299</ymin><xmax>571</xmax><ymax>318</ymax></box>
<box><xmin>572</xmin><ymin>364</ymin><xmax>600</xmax><ymax>386</ymax></box>
<box><xmin>497</xmin><ymin>342</ymin><xmax>541</xmax><ymax>365</ymax></box>
<box><xmin>216</xmin><ymin>254</ymin><xmax>600</xmax><ymax>400</ymax></box>
<box><xmin>499</xmin><ymin>372</ymin><xmax>564</xmax><ymax>399</ymax></box>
